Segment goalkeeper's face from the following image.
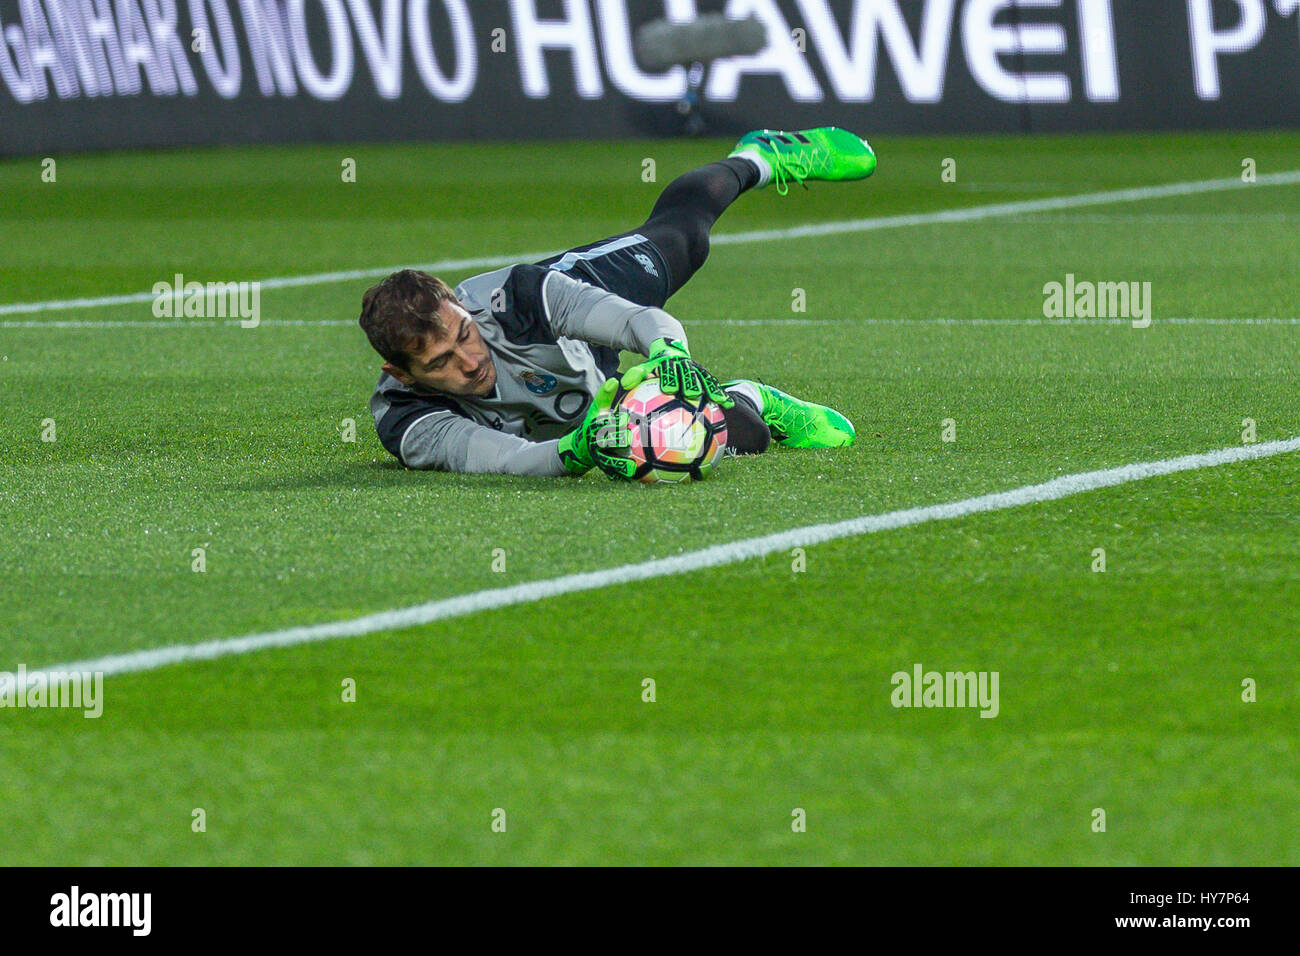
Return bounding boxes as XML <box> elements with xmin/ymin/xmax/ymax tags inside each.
<box><xmin>385</xmin><ymin>300</ymin><xmax>497</xmax><ymax>397</ymax></box>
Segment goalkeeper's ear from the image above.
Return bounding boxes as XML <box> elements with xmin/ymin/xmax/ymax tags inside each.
<box><xmin>382</xmin><ymin>362</ymin><xmax>415</xmax><ymax>386</ymax></box>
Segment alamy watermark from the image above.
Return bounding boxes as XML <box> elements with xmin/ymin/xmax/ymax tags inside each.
<box><xmin>890</xmin><ymin>663</ymin><xmax>999</xmax><ymax>718</ymax></box>
<box><xmin>152</xmin><ymin>273</ymin><xmax>261</xmax><ymax>327</ymax></box>
<box><xmin>0</xmin><ymin>665</ymin><xmax>103</xmax><ymax>718</ymax></box>
<box><xmin>50</xmin><ymin>886</ymin><xmax>150</xmax><ymax>936</ymax></box>
<box><xmin>1043</xmin><ymin>273</ymin><xmax>1151</xmax><ymax>327</ymax></box>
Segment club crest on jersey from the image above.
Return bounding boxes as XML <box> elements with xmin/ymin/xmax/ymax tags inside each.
<box><xmin>634</xmin><ymin>253</ymin><xmax>659</xmax><ymax>277</ymax></box>
<box><xmin>520</xmin><ymin>370</ymin><xmax>558</xmax><ymax>394</ymax></box>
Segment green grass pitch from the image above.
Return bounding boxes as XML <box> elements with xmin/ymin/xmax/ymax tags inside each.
<box><xmin>1</xmin><ymin>130</ymin><xmax>1297</xmax><ymax>865</ymax></box>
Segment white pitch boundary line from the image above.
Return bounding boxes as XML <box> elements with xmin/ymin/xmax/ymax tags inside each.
<box><xmin>20</xmin><ymin>434</ymin><xmax>1300</xmax><ymax>688</ymax></box>
<box><xmin>706</xmin><ymin>169</ymin><xmax>1300</xmax><ymax>244</ymax></box>
<box><xmin>2</xmin><ymin>169</ymin><xmax>1298</xmax><ymax>320</ymax></box>
<box><xmin>0</xmin><ymin>251</ymin><xmax>553</xmax><ymax>319</ymax></box>
<box><xmin>4</xmin><ymin>316</ymin><xmax>1298</xmax><ymax>330</ymax></box>
<box><xmin>696</xmin><ymin>316</ymin><xmax>1300</xmax><ymax>326</ymax></box>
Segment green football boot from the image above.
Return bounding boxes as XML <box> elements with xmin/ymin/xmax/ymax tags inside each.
<box><xmin>729</xmin><ymin>126</ymin><xmax>877</xmax><ymax>195</ymax></box>
<box><xmin>726</xmin><ymin>380</ymin><xmax>857</xmax><ymax>448</ymax></box>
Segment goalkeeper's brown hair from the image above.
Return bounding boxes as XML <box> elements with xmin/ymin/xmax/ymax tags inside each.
<box><xmin>358</xmin><ymin>269</ymin><xmax>457</xmax><ymax>369</ymax></box>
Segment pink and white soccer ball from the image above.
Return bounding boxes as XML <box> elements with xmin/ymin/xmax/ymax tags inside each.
<box><xmin>611</xmin><ymin>378</ymin><xmax>728</xmax><ymax>483</ymax></box>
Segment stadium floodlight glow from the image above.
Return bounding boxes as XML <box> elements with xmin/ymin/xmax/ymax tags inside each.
<box><xmin>634</xmin><ymin>14</ymin><xmax>768</xmax><ymax>134</ymax></box>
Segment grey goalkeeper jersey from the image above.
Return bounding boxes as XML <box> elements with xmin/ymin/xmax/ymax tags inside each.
<box><xmin>369</xmin><ymin>263</ymin><xmax>684</xmax><ymax>475</ymax></box>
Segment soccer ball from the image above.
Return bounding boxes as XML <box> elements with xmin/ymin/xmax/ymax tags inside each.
<box><xmin>606</xmin><ymin>378</ymin><xmax>728</xmax><ymax>483</ymax></box>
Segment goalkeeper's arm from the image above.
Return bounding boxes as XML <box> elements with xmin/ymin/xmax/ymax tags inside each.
<box><xmin>382</xmin><ymin>380</ymin><xmax>625</xmax><ymax>477</ymax></box>
<box><xmin>396</xmin><ymin>410</ymin><xmax>570</xmax><ymax>475</ymax></box>
<box><xmin>537</xmin><ymin>266</ymin><xmax>687</xmax><ymax>355</ymax></box>
<box><xmin>537</xmin><ymin>268</ymin><xmax>730</xmax><ymax>407</ymax></box>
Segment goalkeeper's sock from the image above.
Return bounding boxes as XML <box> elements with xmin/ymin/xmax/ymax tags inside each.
<box><xmin>724</xmin><ymin>379</ymin><xmax>765</xmax><ymax>415</ymax></box>
<box><xmin>730</xmin><ymin>151</ymin><xmax>772</xmax><ymax>189</ymax></box>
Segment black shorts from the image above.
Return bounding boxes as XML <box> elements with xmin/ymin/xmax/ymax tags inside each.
<box><xmin>534</xmin><ymin>233</ymin><xmax>672</xmax><ymax>310</ymax></box>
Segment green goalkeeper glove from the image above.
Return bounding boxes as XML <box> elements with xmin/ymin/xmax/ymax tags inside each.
<box><xmin>557</xmin><ymin>378</ymin><xmax>633</xmax><ymax>476</ymax></box>
<box><xmin>619</xmin><ymin>337</ymin><xmax>734</xmax><ymax>409</ymax></box>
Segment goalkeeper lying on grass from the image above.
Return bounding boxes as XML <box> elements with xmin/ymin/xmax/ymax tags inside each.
<box><xmin>358</xmin><ymin>127</ymin><xmax>874</xmax><ymax>478</ymax></box>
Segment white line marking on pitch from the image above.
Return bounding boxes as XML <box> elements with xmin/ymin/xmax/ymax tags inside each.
<box><xmin>706</xmin><ymin>170</ymin><xmax>1300</xmax><ymax>244</ymax></box>
<box><xmin>20</xmin><ymin>435</ymin><xmax>1300</xmax><ymax>686</ymax></box>
<box><xmin>3</xmin><ymin>316</ymin><xmax>1297</xmax><ymax>330</ymax></box>
<box><xmin>0</xmin><ymin>252</ymin><xmax>551</xmax><ymax>318</ymax></box>
<box><xmin>2</xmin><ymin>169</ymin><xmax>1297</xmax><ymax>319</ymax></box>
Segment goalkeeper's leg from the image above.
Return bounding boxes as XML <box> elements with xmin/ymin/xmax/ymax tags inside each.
<box><xmin>724</xmin><ymin>379</ymin><xmax>856</xmax><ymax>449</ymax></box>
<box><xmin>720</xmin><ymin>379</ymin><xmax>860</xmax><ymax>453</ymax></box>
<box><xmin>720</xmin><ymin>385</ymin><xmax>771</xmax><ymax>455</ymax></box>
<box><xmin>639</xmin><ymin>126</ymin><xmax>876</xmax><ymax>296</ymax></box>
<box><xmin>529</xmin><ymin>158</ymin><xmax>760</xmax><ymax>318</ymax></box>
<box><xmin>636</xmin><ymin>157</ymin><xmax>762</xmax><ymax>299</ymax></box>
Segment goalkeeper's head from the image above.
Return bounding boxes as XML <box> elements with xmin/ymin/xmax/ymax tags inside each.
<box><xmin>358</xmin><ymin>269</ymin><xmax>497</xmax><ymax>397</ymax></box>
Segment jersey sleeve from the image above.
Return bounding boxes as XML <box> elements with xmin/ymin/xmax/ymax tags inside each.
<box><xmin>534</xmin><ymin>266</ymin><xmax>687</xmax><ymax>355</ymax></box>
<box><xmin>371</xmin><ymin>387</ymin><xmax>568</xmax><ymax>476</ymax></box>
